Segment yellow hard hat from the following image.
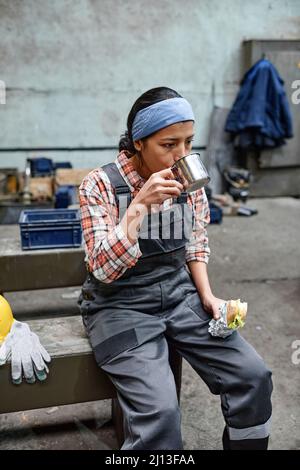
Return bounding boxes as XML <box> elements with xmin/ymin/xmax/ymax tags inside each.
<box><xmin>0</xmin><ymin>295</ymin><xmax>14</xmax><ymax>343</ymax></box>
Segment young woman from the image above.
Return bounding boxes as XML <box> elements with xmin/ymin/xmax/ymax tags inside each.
<box><xmin>78</xmin><ymin>87</ymin><xmax>273</xmax><ymax>450</ymax></box>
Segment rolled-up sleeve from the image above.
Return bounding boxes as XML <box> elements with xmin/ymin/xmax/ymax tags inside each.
<box><xmin>79</xmin><ymin>170</ymin><xmax>142</xmax><ymax>283</ymax></box>
<box><xmin>185</xmin><ymin>187</ymin><xmax>211</xmax><ymax>264</ymax></box>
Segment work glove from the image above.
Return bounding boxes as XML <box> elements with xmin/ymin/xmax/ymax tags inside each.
<box><xmin>0</xmin><ymin>320</ymin><xmax>51</xmax><ymax>384</ymax></box>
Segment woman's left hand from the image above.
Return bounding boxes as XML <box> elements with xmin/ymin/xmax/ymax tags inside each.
<box><xmin>201</xmin><ymin>295</ymin><xmax>226</xmax><ymax>320</ymax></box>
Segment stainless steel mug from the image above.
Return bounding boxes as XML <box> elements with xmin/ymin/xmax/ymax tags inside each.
<box><xmin>171</xmin><ymin>153</ymin><xmax>210</xmax><ymax>193</ymax></box>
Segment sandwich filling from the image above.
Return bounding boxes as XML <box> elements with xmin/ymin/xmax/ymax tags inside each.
<box><xmin>227</xmin><ymin>299</ymin><xmax>247</xmax><ymax>329</ymax></box>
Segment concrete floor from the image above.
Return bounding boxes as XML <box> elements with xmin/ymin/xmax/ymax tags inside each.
<box><xmin>0</xmin><ymin>197</ymin><xmax>299</xmax><ymax>450</ymax></box>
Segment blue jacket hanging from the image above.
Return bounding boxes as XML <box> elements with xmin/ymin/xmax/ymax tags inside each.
<box><xmin>225</xmin><ymin>58</ymin><xmax>293</xmax><ymax>149</ymax></box>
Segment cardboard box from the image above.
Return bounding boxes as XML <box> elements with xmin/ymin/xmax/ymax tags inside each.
<box><xmin>29</xmin><ymin>177</ymin><xmax>53</xmax><ymax>201</ymax></box>
<box><xmin>0</xmin><ymin>168</ymin><xmax>19</xmax><ymax>194</ymax></box>
<box><xmin>55</xmin><ymin>169</ymin><xmax>93</xmax><ymax>187</ymax></box>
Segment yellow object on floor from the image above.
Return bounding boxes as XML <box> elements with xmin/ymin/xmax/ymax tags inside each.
<box><xmin>0</xmin><ymin>295</ymin><xmax>14</xmax><ymax>343</ymax></box>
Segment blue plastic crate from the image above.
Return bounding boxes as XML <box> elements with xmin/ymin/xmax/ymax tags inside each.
<box><xmin>209</xmin><ymin>202</ymin><xmax>223</xmax><ymax>224</ymax></box>
<box><xmin>54</xmin><ymin>162</ymin><xmax>73</xmax><ymax>170</ymax></box>
<box><xmin>28</xmin><ymin>157</ymin><xmax>54</xmax><ymax>177</ymax></box>
<box><xmin>55</xmin><ymin>185</ymin><xmax>77</xmax><ymax>209</ymax></box>
<box><xmin>19</xmin><ymin>209</ymin><xmax>82</xmax><ymax>250</ymax></box>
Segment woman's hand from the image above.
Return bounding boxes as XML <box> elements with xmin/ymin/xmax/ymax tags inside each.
<box><xmin>133</xmin><ymin>168</ymin><xmax>183</xmax><ymax>209</ymax></box>
<box><xmin>121</xmin><ymin>168</ymin><xmax>183</xmax><ymax>244</ymax></box>
<box><xmin>201</xmin><ymin>295</ymin><xmax>226</xmax><ymax>320</ymax></box>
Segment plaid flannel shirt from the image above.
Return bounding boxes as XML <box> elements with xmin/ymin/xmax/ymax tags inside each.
<box><xmin>79</xmin><ymin>151</ymin><xmax>210</xmax><ymax>283</ymax></box>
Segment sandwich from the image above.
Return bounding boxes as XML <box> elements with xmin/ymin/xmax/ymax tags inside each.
<box><xmin>208</xmin><ymin>298</ymin><xmax>248</xmax><ymax>338</ymax></box>
<box><xmin>226</xmin><ymin>299</ymin><xmax>248</xmax><ymax>329</ymax></box>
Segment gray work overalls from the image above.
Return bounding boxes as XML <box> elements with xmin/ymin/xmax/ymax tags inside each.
<box><xmin>78</xmin><ymin>162</ymin><xmax>273</xmax><ymax>450</ymax></box>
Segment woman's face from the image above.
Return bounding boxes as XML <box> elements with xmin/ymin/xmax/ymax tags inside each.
<box><xmin>135</xmin><ymin>121</ymin><xmax>195</xmax><ymax>175</ymax></box>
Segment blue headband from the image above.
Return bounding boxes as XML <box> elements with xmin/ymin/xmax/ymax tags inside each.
<box><xmin>131</xmin><ymin>97</ymin><xmax>195</xmax><ymax>141</ymax></box>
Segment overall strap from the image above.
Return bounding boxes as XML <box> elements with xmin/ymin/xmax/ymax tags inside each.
<box><xmin>176</xmin><ymin>192</ymin><xmax>188</xmax><ymax>204</ymax></box>
<box><xmin>101</xmin><ymin>163</ymin><xmax>131</xmax><ymax>216</ymax></box>
<box><xmin>101</xmin><ymin>162</ymin><xmax>130</xmax><ymax>197</ymax></box>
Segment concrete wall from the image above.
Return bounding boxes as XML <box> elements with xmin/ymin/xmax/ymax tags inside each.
<box><xmin>0</xmin><ymin>0</ymin><xmax>299</xmax><ymax>170</ymax></box>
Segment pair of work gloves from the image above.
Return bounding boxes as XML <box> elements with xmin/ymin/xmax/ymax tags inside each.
<box><xmin>0</xmin><ymin>320</ymin><xmax>51</xmax><ymax>385</ymax></box>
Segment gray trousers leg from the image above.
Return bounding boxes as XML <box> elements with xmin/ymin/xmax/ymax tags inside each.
<box><xmin>101</xmin><ymin>335</ymin><xmax>183</xmax><ymax>450</ymax></box>
<box><xmin>102</xmin><ymin>317</ymin><xmax>272</xmax><ymax>449</ymax></box>
<box><xmin>163</xmin><ymin>271</ymin><xmax>273</xmax><ymax>445</ymax></box>
<box><xmin>83</xmin><ymin>267</ymin><xmax>273</xmax><ymax>449</ymax></box>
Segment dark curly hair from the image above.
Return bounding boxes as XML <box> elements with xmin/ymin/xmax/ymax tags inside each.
<box><xmin>119</xmin><ymin>87</ymin><xmax>182</xmax><ymax>156</ymax></box>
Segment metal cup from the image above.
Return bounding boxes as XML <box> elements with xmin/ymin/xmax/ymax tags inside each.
<box><xmin>171</xmin><ymin>153</ymin><xmax>210</xmax><ymax>193</ymax></box>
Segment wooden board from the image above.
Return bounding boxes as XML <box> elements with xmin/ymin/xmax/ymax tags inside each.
<box><xmin>0</xmin><ymin>315</ymin><xmax>116</xmax><ymax>414</ymax></box>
